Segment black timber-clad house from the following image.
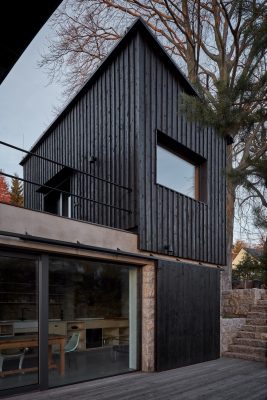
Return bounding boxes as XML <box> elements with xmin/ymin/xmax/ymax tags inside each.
<box><xmin>22</xmin><ymin>19</ymin><xmax>226</xmax><ymax>267</ymax></box>
<box><xmin>0</xmin><ymin>18</ymin><xmax>225</xmax><ymax>388</ymax></box>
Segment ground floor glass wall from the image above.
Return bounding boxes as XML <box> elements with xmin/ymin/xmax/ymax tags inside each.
<box><xmin>0</xmin><ymin>251</ymin><xmax>140</xmax><ymax>393</ymax></box>
<box><xmin>0</xmin><ymin>254</ymin><xmax>39</xmax><ymax>391</ymax></box>
<box><xmin>48</xmin><ymin>256</ymin><xmax>139</xmax><ymax>387</ymax></box>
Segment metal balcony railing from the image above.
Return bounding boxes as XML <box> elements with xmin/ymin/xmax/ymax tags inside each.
<box><xmin>0</xmin><ymin>140</ymin><xmax>132</xmax><ymax>216</ymax></box>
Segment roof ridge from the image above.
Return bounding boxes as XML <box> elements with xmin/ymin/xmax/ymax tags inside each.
<box><xmin>21</xmin><ymin>17</ymin><xmax>197</xmax><ymax>165</ymax></box>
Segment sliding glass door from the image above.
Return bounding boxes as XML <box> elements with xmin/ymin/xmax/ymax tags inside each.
<box><xmin>0</xmin><ymin>253</ymin><xmax>39</xmax><ymax>391</ymax></box>
<box><xmin>0</xmin><ymin>251</ymin><xmax>140</xmax><ymax>394</ymax></box>
<box><xmin>48</xmin><ymin>256</ymin><xmax>140</xmax><ymax>387</ymax></box>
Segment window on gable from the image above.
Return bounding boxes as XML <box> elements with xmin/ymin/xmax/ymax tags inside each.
<box><xmin>156</xmin><ymin>131</ymin><xmax>207</xmax><ymax>202</ymax></box>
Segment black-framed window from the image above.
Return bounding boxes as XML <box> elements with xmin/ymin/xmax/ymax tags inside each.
<box><xmin>37</xmin><ymin>167</ymin><xmax>72</xmax><ymax>217</ymax></box>
<box><xmin>156</xmin><ymin>131</ymin><xmax>207</xmax><ymax>202</ymax></box>
<box><xmin>43</xmin><ymin>181</ymin><xmax>71</xmax><ymax>217</ymax></box>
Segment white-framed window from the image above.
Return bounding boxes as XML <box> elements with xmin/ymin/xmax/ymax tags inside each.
<box><xmin>56</xmin><ymin>191</ymin><xmax>72</xmax><ymax>218</ymax></box>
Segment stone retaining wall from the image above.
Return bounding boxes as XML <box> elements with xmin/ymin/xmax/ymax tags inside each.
<box><xmin>220</xmin><ymin>317</ymin><xmax>246</xmax><ymax>354</ymax></box>
<box><xmin>222</xmin><ymin>289</ymin><xmax>266</xmax><ymax>317</ymax></box>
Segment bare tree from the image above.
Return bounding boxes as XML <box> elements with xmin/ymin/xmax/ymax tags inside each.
<box><xmin>40</xmin><ymin>0</ymin><xmax>267</xmax><ymax>289</ymax></box>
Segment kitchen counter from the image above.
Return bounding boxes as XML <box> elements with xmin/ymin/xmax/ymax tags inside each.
<box><xmin>0</xmin><ymin>319</ymin><xmax>129</xmax><ymax>340</ymax></box>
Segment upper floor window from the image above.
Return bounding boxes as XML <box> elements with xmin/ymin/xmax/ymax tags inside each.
<box><xmin>156</xmin><ymin>132</ymin><xmax>207</xmax><ymax>202</ymax></box>
<box><xmin>157</xmin><ymin>145</ymin><xmax>195</xmax><ymax>198</ymax></box>
<box><xmin>37</xmin><ymin>167</ymin><xmax>72</xmax><ymax>217</ymax></box>
<box><xmin>44</xmin><ymin>184</ymin><xmax>71</xmax><ymax>217</ymax></box>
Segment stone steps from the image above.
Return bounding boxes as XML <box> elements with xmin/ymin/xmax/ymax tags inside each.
<box><xmin>251</xmin><ymin>305</ymin><xmax>267</xmax><ymax>312</ymax></box>
<box><xmin>228</xmin><ymin>344</ymin><xmax>266</xmax><ymax>357</ymax></box>
<box><xmin>233</xmin><ymin>337</ymin><xmax>267</xmax><ymax>348</ymax></box>
<box><xmin>246</xmin><ymin>318</ymin><xmax>267</xmax><ymax>325</ymax></box>
<box><xmin>247</xmin><ymin>311</ymin><xmax>267</xmax><ymax>318</ymax></box>
<box><xmin>241</xmin><ymin>324</ymin><xmax>267</xmax><ymax>332</ymax></box>
<box><xmin>257</xmin><ymin>300</ymin><xmax>267</xmax><ymax>306</ymax></box>
<box><xmin>237</xmin><ymin>331</ymin><xmax>267</xmax><ymax>340</ymax></box>
<box><xmin>223</xmin><ymin>351</ymin><xmax>267</xmax><ymax>363</ymax></box>
<box><xmin>223</xmin><ymin>292</ymin><xmax>267</xmax><ymax>363</ymax></box>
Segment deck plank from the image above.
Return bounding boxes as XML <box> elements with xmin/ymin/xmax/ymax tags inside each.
<box><xmin>1</xmin><ymin>358</ymin><xmax>266</xmax><ymax>400</ymax></box>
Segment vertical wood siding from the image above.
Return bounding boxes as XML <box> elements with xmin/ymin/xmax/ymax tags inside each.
<box><xmin>24</xmin><ymin>35</ymin><xmax>140</xmax><ymax>231</ymax></box>
<box><xmin>23</xmin><ymin>28</ymin><xmax>226</xmax><ymax>266</ymax></box>
<box><xmin>137</xmin><ymin>38</ymin><xmax>226</xmax><ymax>265</ymax></box>
<box><xmin>156</xmin><ymin>260</ymin><xmax>220</xmax><ymax>371</ymax></box>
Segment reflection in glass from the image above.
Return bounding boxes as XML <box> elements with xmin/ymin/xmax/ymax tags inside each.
<box><xmin>0</xmin><ymin>255</ymin><xmax>38</xmax><ymax>391</ymax></box>
<box><xmin>157</xmin><ymin>145</ymin><xmax>196</xmax><ymax>198</ymax></box>
<box><xmin>48</xmin><ymin>257</ymin><xmax>139</xmax><ymax>387</ymax></box>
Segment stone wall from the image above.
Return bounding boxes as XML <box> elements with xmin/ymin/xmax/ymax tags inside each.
<box><xmin>222</xmin><ymin>289</ymin><xmax>266</xmax><ymax>317</ymax></box>
<box><xmin>142</xmin><ymin>263</ymin><xmax>156</xmax><ymax>372</ymax></box>
<box><xmin>220</xmin><ymin>317</ymin><xmax>246</xmax><ymax>354</ymax></box>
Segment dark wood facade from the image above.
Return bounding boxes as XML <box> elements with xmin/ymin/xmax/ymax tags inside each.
<box><xmin>22</xmin><ymin>20</ymin><xmax>226</xmax><ymax>266</ymax></box>
<box><xmin>23</xmin><ymin>31</ymin><xmax>140</xmax><ymax>232</ymax></box>
<box><xmin>137</xmin><ymin>34</ymin><xmax>226</xmax><ymax>265</ymax></box>
<box><xmin>156</xmin><ymin>260</ymin><xmax>220</xmax><ymax>371</ymax></box>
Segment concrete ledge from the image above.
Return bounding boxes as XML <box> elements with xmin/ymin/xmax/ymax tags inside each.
<box><xmin>0</xmin><ymin>203</ymin><xmax>138</xmax><ymax>253</ymax></box>
<box><xmin>0</xmin><ymin>203</ymin><xmax>221</xmax><ymax>270</ymax></box>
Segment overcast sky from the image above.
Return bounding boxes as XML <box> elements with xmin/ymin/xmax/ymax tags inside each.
<box><xmin>0</xmin><ymin>21</ymin><xmax>64</xmax><ymax>178</ymax></box>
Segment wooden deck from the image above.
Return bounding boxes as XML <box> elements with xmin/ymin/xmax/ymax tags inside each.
<box><xmin>2</xmin><ymin>358</ymin><xmax>267</xmax><ymax>400</ymax></box>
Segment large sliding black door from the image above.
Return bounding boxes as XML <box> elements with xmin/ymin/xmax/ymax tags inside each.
<box><xmin>156</xmin><ymin>260</ymin><xmax>220</xmax><ymax>371</ymax></box>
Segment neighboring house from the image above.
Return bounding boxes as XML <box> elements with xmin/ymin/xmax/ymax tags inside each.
<box><xmin>0</xmin><ymin>19</ymin><xmax>227</xmax><ymax>396</ymax></box>
<box><xmin>232</xmin><ymin>247</ymin><xmax>263</xmax><ymax>268</ymax></box>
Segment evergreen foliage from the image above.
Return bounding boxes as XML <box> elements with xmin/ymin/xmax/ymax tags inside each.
<box><xmin>232</xmin><ymin>252</ymin><xmax>266</xmax><ymax>284</ymax></box>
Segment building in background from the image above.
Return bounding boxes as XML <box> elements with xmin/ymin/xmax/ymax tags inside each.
<box><xmin>233</xmin><ymin>247</ymin><xmax>263</xmax><ymax>268</ymax></box>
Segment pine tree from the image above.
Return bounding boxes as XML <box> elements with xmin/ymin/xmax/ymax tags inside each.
<box><xmin>232</xmin><ymin>253</ymin><xmax>262</xmax><ymax>282</ymax></box>
<box><xmin>0</xmin><ymin>172</ymin><xmax>11</xmax><ymax>204</ymax></box>
<box><xmin>10</xmin><ymin>174</ymin><xmax>24</xmax><ymax>207</ymax></box>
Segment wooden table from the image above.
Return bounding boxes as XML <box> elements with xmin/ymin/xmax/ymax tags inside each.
<box><xmin>0</xmin><ymin>334</ymin><xmax>66</xmax><ymax>377</ymax></box>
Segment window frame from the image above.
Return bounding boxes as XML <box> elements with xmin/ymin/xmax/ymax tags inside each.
<box><xmin>36</xmin><ymin>167</ymin><xmax>73</xmax><ymax>218</ymax></box>
<box><xmin>156</xmin><ymin>131</ymin><xmax>207</xmax><ymax>203</ymax></box>
<box><xmin>43</xmin><ymin>181</ymin><xmax>71</xmax><ymax>218</ymax></box>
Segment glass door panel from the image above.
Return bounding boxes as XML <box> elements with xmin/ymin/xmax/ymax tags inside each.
<box><xmin>48</xmin><ymin>256</ymin><xmax>139</xmax><ymax>388</ymax></box>
<box><xmin>0</xmin><ymin>254</ymin><xmax>39</xmax><ymax>391</ymax></box>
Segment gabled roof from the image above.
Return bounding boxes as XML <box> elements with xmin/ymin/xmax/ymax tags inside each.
<box><xmin>21</xmin><ymin>18</ymin><xmax>198</xmax><ymax>165</ymax></box>
<box><xmin>244</xmin><ymin>247</ymin><xmax>263</xmax><ymax>259</ymax></box>
<box><xmin>233</xmin><ymin>247</ymin><xmax>264</xmax><ymax>264</ymax></box>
